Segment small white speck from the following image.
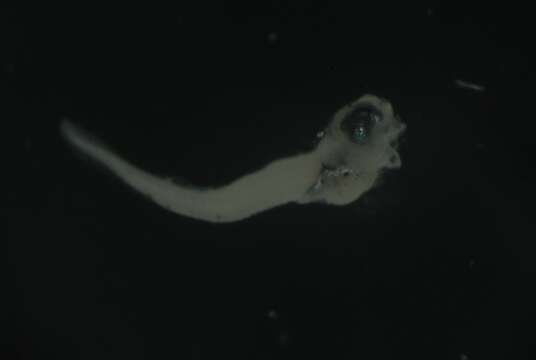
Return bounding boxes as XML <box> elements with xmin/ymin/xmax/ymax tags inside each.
<box><xmin>267</xmin><ymin>32</ymin><xmax>278</xmax><ymax>43</ymax></box>
<box><xmin>4</xmin><ymin>63</ymin><xmax>15</xmax><ymax>74</ymax></box>
<box><xmin>267</xmin><ymin>309</ymin><xmax>278</xmax><ymax>319</ymax></box>
<box><xmin>455</xmin><ymin>79</ymin><xmax>486</xmax><ymax>92</ymax></box>
<box><xmin>316</xmin><ymin>131</ymin><xmax>324</xmax><ymax>138</ymax></box>
<box><xmin>460</xmin><ymin>353</ymin><xmax>469</xmax><ymax>360</ymax></box>
<box><xmin>278</xmin><ymin>331</ymin><xmax>290</xmax><ymax>347</ymax></box>
<box><xmin>24</xmin><ymin>138</ymin><xmax>32</xmax><ymax>150</ymax></box>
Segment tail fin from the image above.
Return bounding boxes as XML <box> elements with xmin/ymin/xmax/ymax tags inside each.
<box><xmin>59</xmin><ymin>119</ymin><xmax>316</xmax><ymax>223</ymax></box>
<box><xmin>60</xmin><ymin>119</ymin><xmax>217</xmax><ymax>221</ymax></box>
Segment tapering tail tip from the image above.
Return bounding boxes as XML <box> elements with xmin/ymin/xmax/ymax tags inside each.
<box><xmin>59</xmin><ymin>118</ymin><xmax>77</xmax><ymax>143</ymax></box>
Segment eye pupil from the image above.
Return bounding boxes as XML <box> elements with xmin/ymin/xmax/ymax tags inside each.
<box><xmin>353</xmin><ymin>126</ymin><xmax>367</xmax><ymax>142</ymax></box>
<box><xmin>340</xmin><ymin>105</ymin><xmax>382</xmax><ymax>143</ymax></box>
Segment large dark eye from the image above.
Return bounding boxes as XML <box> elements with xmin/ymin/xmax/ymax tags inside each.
<box><xmin>340</xmin><ymin>105</ymin><xmax>382</xmax><ymax>143</ymax></box>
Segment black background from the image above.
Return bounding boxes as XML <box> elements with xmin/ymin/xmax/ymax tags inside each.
<box><xmin>4</xmin><ymin>2</ymin><xmax>535</xmax><ymax>359</ymax></box>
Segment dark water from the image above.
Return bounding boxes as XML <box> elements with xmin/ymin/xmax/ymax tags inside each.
<box><xmin>4</xmin><ymin>3</ymin><xmax>534</xmax><ymax>359</ymax></box>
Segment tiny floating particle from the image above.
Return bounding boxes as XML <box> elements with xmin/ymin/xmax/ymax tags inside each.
<box><xmin>278</xmin><ymin>331</ymin><xmax>291</xmax><ymax>347</ymax></box>
<box><xmin>24</xmin><ymin>138</ymin><xmax>33</xmax><ymax>150</ymax></box>
<box><xmin>455</xmin><ymin>79</ymin><xmax>486</xmax><ymax>92</ymax></box>
<box><xmin>267</xmin><ymin>32</ymin><xmax>278</xmax><ymax>43</ymax></box>
<box><xmin>267</xmin><ymin>309</ymin><xmax>279</xmax><ymax>319</ymax></box>
<box><xmin>4</xmin><ymin>63</ymin><xmax>15</xmax><ymax>74</ymax></box>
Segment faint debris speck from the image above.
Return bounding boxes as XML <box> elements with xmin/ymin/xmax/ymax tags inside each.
<box><xmin>267</xmin><ymin>32</ymin><xmax>278</xmax><ymax>44</ymax></box>
<box><xmin>4</xmin><ymin>63</ymin><xmax>15</xmax><ymax>74</ymax></box>
<box><xmin>427</xmin><ymin>8</ymin><xmax>433</xmax><ymax>16</ymax></box>
<box><xmin>24</xmin><ymin>138</ymin><xmax>32</xmax><ymax>151</ymax></box>
<box><xmin>7</xmin><ymin>191</ymin><xmax>18</xmax><ymax>203</ymax></box>
<box><xmin>455</xmin><ymin>79</ymin><xmax>486</xmax><ymax>92</ymax></box>
<box><xmin>267</xmin><ymin>309</ymin><xmax>278</xmax><ymax>320</ymax></box>
<box><xmin>278</xmin><ymin>331</ymin><xmax>291</xmax><ymax>347</ymax></box>
<box><xmin>460</xmin><ymin>353</ymin><xmax>469</xmax><ymax>360</ymax></box>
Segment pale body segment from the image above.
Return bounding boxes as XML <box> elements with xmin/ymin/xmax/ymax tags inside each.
<box><xmin>60</xmin><ymin>94</ymin><xmax>406</xmax><ymax>223</ymax></box>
